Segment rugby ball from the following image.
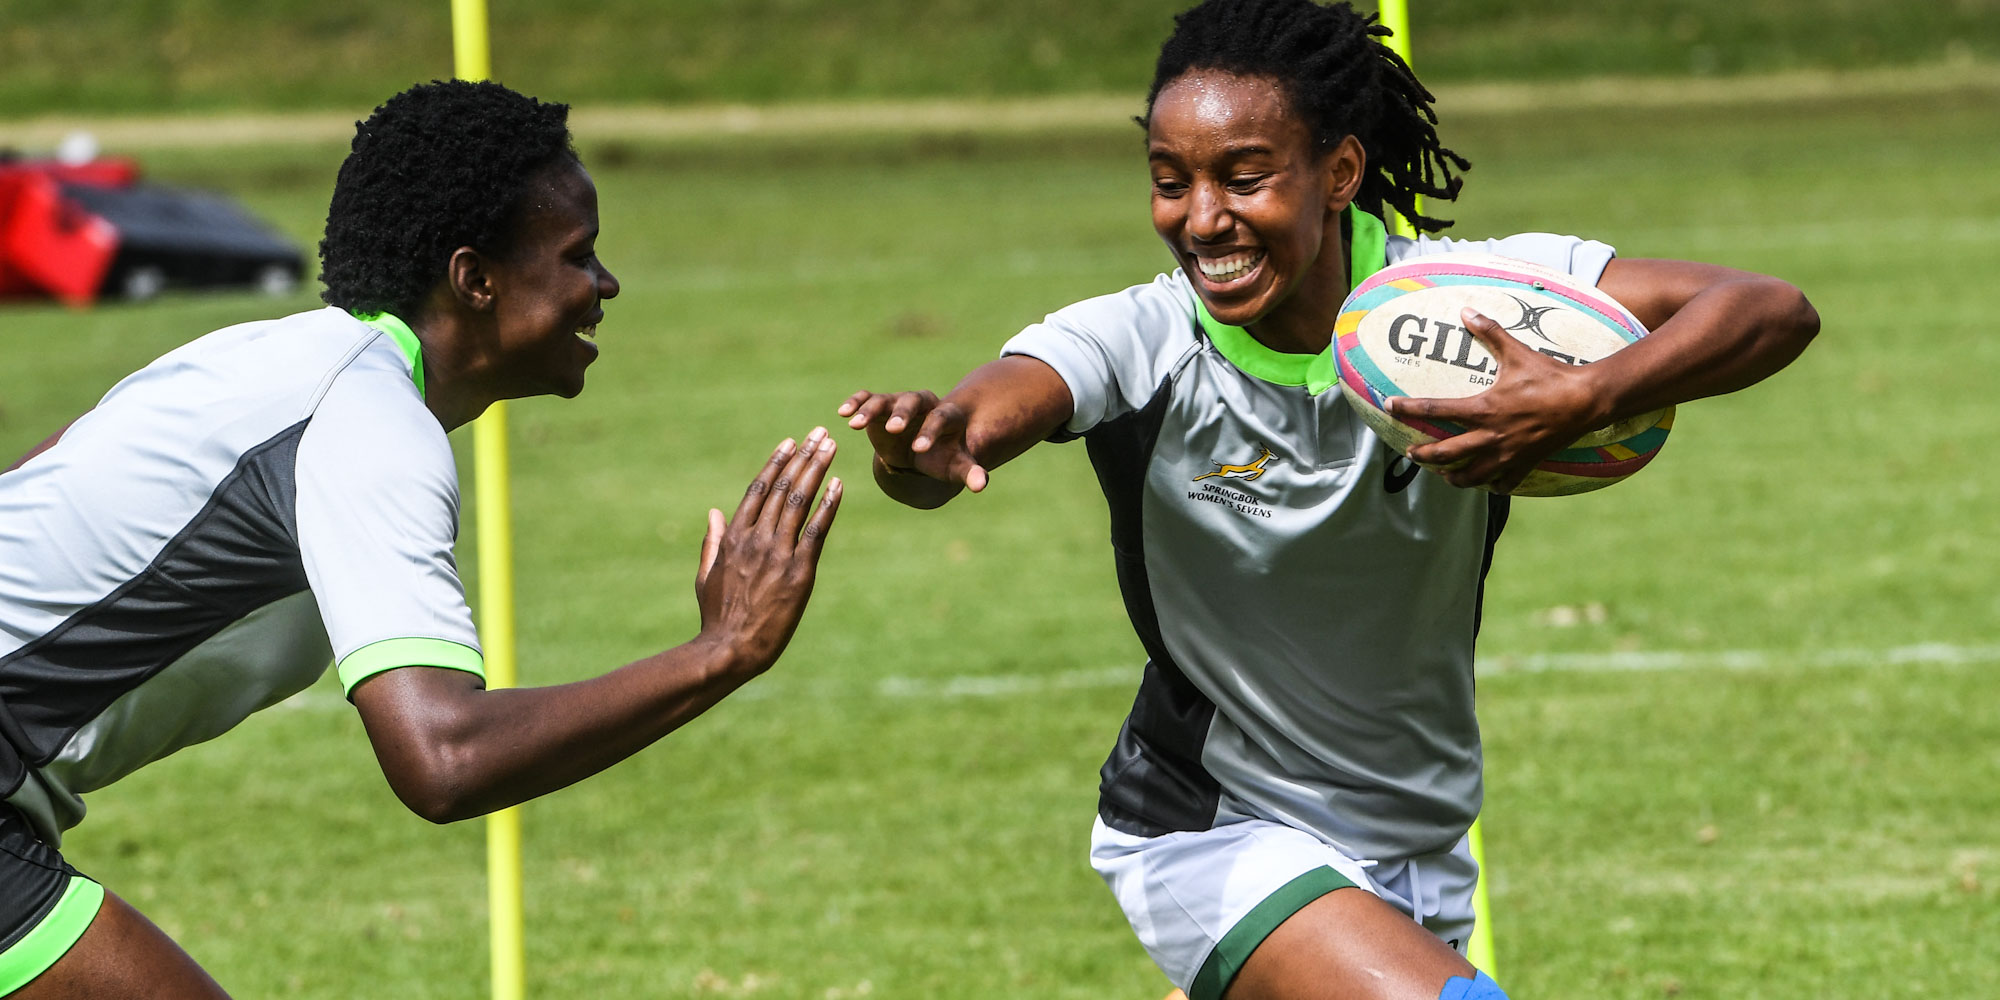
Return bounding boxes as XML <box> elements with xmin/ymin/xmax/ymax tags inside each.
<box><xmin>1332</xmin><ymin>252</ymin><xmax>1673</xmax><ymax>497</ymax></box>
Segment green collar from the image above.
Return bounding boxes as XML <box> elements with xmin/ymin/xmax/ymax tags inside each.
<box><xmin>1192</xmin><ymin>206</ymin><xmax>1387</xmax><ymax>392</ymax></box>
<box><xmin>352</xmin><ymin>310</ymin><xmax>426</xmax><ymax>398</ymax></box>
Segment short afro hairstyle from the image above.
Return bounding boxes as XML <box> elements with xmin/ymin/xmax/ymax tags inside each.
<box><xmin>319</xmin><ymin>80</ymin><xmax>578</xmax><ymax>319</ymax></box>
<box><xmin>1144</xmin><ymin>0</ymin><xmax>1469</xmax><ymax>233</ymax></box>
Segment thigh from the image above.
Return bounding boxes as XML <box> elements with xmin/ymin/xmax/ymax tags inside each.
<box><xmin>0</xmin><ymin>806</ymin><xmax>225</xmax><ymax>1000</ymax></box>
<box><xmin>13</xmin><ymin>890</ymin><xmax>228</xmax><ymax>1000</ymax></box>
<box><xmin>1366</xmin><ymin>835</ymin><xmax>1481</xmax><ymax>958</ymax></box>
<box><xmin>1092</xmin><ymin>816</ymin><xmax>1378</xmax><ymax>998</ymax></box>
<box><xmin>1222</xmin><ymin>886</ymin><xmax>1475</xmax><ymax>1000</ymax></box>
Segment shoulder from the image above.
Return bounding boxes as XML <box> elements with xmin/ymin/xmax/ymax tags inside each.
<box><xmin>147</xmin><ymin>306</ymin><xmax>382</xmax><ymax>376</ymax></box>
<box><xmin>1006</xmin><ymin>271</ymin><xmax>1199</xmax><ymax>358</ymax></box>
<box><xmin>1054</xmin><ymin>271</ymin><xmax>1198</xmax><ymax>346</ymax></box>
<box><xmin>1390</xmin><ymin>231</ymin><xmax>1619</xmax><ymax>284</ymax></box>
<box><xmin>1001</xmin><ymin>272</ymin><xmax>1203</xmax><ymax>435</ymax></box>
<box><xmin>297</xmin><ymin>319</ymin><xmax>454</xmax><ymax>493</ymax></box>
<box><xmin>1051</xmin><ymin>271</ymin><xmax>1197</xmax><ymax>331</ymax></box>
<box><xmin>47</xmin><ymin>308</ymin><xmax>411</xmax><ymax>487</ymax></box>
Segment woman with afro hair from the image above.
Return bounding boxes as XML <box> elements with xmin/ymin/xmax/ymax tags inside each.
<box><xmin>839</xmin><ymin>2</ymin><xmax>1818</xmax><ymax>998</ymax></box>
<box><xmin>0</xmin><ymin>80</ymin><xmax>843</xmax><ymax>997</ymax></box>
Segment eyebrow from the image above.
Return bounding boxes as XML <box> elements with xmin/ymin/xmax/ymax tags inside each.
<box><xmin>1148</xmin><ymin>142</ymin><xmax>1281</xmax><ymax>162</ymax></box>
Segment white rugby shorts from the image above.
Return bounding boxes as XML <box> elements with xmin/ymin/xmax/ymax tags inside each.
<box><xmin>1090</xmin><ymin>816</ymin><xmax>1478</xmax><ymax>999</ymax></box>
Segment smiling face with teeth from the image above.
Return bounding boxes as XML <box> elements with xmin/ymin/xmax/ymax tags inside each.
<box><xmin>1147</xmin><ymin>69</ymin><xmax>1365</xmax><ymax>356</ymax></box>
<box><xmin>479</xmin><ymin>158</ymin><xmax>620</xmax><ymax>401</ymax></box>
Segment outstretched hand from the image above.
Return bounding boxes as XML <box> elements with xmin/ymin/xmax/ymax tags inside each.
<box><xmin>1386</xmin><ymin>307</ymin><xmax>1607</xmax><ymax>493</ymax></box>
<box><xmin>695</xmin><ymin>429</ymin><xmax>843</xmax><ymax>672</ymax></box>
<box><xmin>837</xmin><ymin>389</ymin><xmax>990</xmax><ymax>493</ymax></box>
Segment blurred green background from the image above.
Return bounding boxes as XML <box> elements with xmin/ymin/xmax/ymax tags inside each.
<box><xmin>2</xmin><ymin>2</ymin><xmax>1997</xmax><ymax>999</ymax></box>
<box><xmin>0</xmin><ymin>0</ymin><xmax>1995</xmax><ymax>114</ymax></box>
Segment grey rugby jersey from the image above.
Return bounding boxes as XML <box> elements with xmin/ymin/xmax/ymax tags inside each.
<box><xmin>0</xmin><ymin>307</ymin><xmax>483</xmax><ymax>844</ymax></box>
<box><xmin>1003</xmin><ymin>210</ymin><xmax>1614</xmax><ymax>859</ymax></box>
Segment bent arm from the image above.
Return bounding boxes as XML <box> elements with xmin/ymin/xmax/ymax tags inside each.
<box><xmin>1395</xmin><ymin>258</ymin><xmax>1819</xmax><ymax>490</ymax></box>
<box><xmin>1579</xmin><ymin>258</ymin><xmax>1820</xmax><ymax>425</ymax></box>
<box><xmin>352</xmin><ymin>432</ymin><xmax>842</xmax><ymax>824</ymax></box>
<box><xmin>859</xmin><ymin>355</ymin><xmax>1074</xmax><ymax>509</ymax></box>
<box><xmin>350</xmin><ymin>641</ymin><xmax>751</xmax><ymax>824</ymax></box>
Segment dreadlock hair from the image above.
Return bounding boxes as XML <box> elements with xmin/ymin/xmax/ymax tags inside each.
<box><xmin>320</xmin><ymin>79</ymin><xmax>578</xmax><ymax>319</ymax></box>
<box><xmin>1143</xmin><ymin>0</ymin><xmax>1469</xmax><ymax>233</ymax></box>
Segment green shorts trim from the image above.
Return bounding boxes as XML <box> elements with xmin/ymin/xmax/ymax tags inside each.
<box><xmin>0</xmin><ymin>875</ymin><xmax>104</xmax><ymax>995</ymax></box>
<box><xmin>1187</xmin><ymin>865</ymin><xmax>1356</xmax><ymax>1000</ymax></box>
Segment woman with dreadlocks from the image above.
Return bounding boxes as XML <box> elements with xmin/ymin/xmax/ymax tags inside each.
<box><xmin>840</xmin><ymin>1</ymin><xmax>1815</xmax><ymax>997</ymax></box>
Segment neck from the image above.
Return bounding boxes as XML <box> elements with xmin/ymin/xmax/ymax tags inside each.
<box><xmin>1245</xmin><ymin>234</ymin><xmax>1351</xmax><ymax>355</ymax></box>
<box><xmin>1242</xmin><ymin>206</ymin><xmax>1381</xmax><ymax>355</ymax></box>
<box><xmin>418</xmin><ymin>342</ymin><xmax>497</xmax><ymax>432</ymax></box>
<box><xmin>402</xmin><ymin>299</ymin><xmax>502</xmax><ymax>432</ymax></box>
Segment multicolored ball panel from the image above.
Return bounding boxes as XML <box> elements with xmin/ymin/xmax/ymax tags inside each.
<box><xmin>1331</xmin><ymin>252</ymin><xmax>1673</xmax><ymax>497</ymax></box>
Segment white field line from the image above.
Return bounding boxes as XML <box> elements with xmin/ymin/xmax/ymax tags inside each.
<box><xmin>273</xmin><ymin>642</ymin><xmax>2000</xmax><ymax>711</ymax></box>
<box><xmin>1477</xmin><ymin>642</ymin><xmax>2000</xmax><ymax>676</ymax></box>
<box><xmin>4</xmin><ymin>63</ymin><xmax>1997</xmax><ymax>151</ymax></box>
<box><xmin>876</xmin><ymin>665</ymin><xmax>1135</xmax><ymax>699</ymax></box>
<box><xmin>880</xmin><ymin>643</ymin><xmax>2000</xmax><ymax>698</ymax></box>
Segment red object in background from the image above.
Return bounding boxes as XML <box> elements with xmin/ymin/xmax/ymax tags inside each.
<box><xmin>0</xmin><ymin>154</ymin><xmax>304</xmax><ymax>304</ymax></box>
<box><xmin>0</xmin><ymin>170</ymin><xmax>47</xmax><ymax>298</ymax></box>
<box><xmin>15</xmin><ymin>158</ymin><xmax>140</xmax><ymax>189</ymax></box>
<box><xmin>0</xmin><ymin>168</ymin><xmax>122</xmax><ymax>306</ymax></box>
<box><xmin>0</xmin><ymin>154</ymin><xmax>302</xmax><ymax>306</ymax></box>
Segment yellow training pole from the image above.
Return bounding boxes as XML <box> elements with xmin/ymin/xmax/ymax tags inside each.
<box><xmin>448</xmin><ymin>3</ymin><xmax>527</xmax><ymax>999</ymax></box>
<box><xmin>1375</xmin><ymin>0</ymin><xmax>1499</xmax><ymax>980</ymax></box>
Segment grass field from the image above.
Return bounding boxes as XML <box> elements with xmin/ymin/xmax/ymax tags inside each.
<box><xmin>1</xmin><ymin>0</ymin><xmax>1996</xmax><ymax>114</ymax></box>
<box><xmin>2</xmin><ymin>79</ymin><xmax>1997</xmax><ymax>998</ymax></box>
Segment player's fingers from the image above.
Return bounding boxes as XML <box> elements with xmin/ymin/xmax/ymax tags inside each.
<box><xmin>1441</xmin><ymin>462</ymin><xmax>1502</xmax><ymax>490</ymax></box>
<box><xmin>846</xmin><ymin>394</ymin><xmax>893</xmax><ymax>430</ymax></box>
<box><xmin>696</xmin><ymin>508</ymin><xmax>724</xmax><ymax>587</ymax></box>
<box><xmin>1406</xmin><ymin>443</ymin><xmax>1464</xmax><ymax>470</ymax></box>
<box><xmin>1488</xmin><ymin>469</ymin><xmax>1529</xmax><ymax>495</ymax></box>
<box><xmin>774</xmin><ymin>434</ymin><xmax>837</xmax><ymax>542</ymax></box>
<box><xmin>962</xmin><ymin>463</ymin><xmax>990</xmax><ymax>493</ymax></box>
<box><xmin>836</xmin><ymin>390</ymin><xmax>876</xmax><ymax>419</ymax></box>
<box><xmin>757</xmin><ymin>427</ymin><xmax>824</xmax><ymax>532</ymax></box>
<box><xmin>1384</xmin><ymin>394</ymin><xmax>1476</xmax><ymax>423</ymax></box>
<box><xmin>735</xmin><ymin>438</ymin><xmax>797</xmax><ymax>524</ymax></box>
<box><xmin>1417</xmin><ymin>433</ymin><xmax>1503</xmax><ymax>485</ymax></box>
<box><xmin>1406</xmin><ymin>430</ymin><xmax>1482</xmax><ymax>470</ymax></box>
<box><xmin>794</xmin><ymin>476</ymin><xmax>844</xmax><ymax>563</ymax></box>
<box><xmin>1459</xmin><ymin>307</ymin><xmax>1525</xmax><ymax>361</ymax></box>
<box><xmin>885</xmin><ymin>391</ymin><xmax>935</xmax><ymax>435</ymax></box>
<box><xmin>910</xmin><ymin>401</ymin><xmax>967</xmax><ymax>454</ymax></box>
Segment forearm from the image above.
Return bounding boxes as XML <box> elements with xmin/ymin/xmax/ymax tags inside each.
<box><xmin>360</xmin><ymin>636</ymin><xmax>755</xmax><ymax>823</ymax></box>
<box><xmin>1586</xmin><ymin>267</ymin><xmax>1820</xmax><ymax>423</ymax></box>
<box><xmin>1396</xmin><ymin>261</ymin><xmax>1819</xmax><ymax>492</ymax></box>
<box><xmin>947</xmin><ymin>357</ymin><xmax>1073</xmax><ymax>467</ymax></box>
<box><xmin>865</xmin><ymin>355</ymin><xmax>1074</xmax><ymax>509</ymax></box>
<box><xmin>360</xmin><ymin>428</ymin><xmax>839</xmax><ymax>824</ymax></box>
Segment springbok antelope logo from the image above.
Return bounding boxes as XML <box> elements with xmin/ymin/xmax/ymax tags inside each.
<box><xmin>1193</xmin><ymin>447</ymin><xmax>1275</xmax><ymax>483</ymax></box>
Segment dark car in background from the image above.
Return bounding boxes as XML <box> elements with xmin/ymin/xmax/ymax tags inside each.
<box><xmin>0</xmin><ymin>153</ymin><xmax>303</xmax><ymax>306</ymax></box>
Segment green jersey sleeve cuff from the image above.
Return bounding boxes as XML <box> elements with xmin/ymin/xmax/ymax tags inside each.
<box><xmin>338</xmin><ymin>637</ymin><xmax>486</xmax><ymax>695</ymax></box>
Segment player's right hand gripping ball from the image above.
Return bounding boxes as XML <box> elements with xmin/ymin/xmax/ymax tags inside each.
<box><xmin>1332</xmin><ymin>252</ymin><xmax>1673</xmax><ymax>496</ymax></box>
